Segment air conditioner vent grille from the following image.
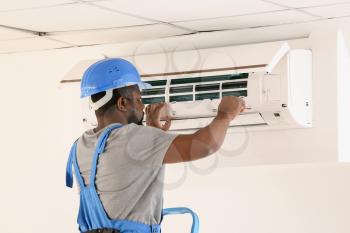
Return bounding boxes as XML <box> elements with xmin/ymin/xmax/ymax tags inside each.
<box><xmin>142</xmin><ymin>96</ymin><xmax>165</xmax><ymax>104</ymax></box>
<box><xmin>142</xmin><ymin>73</ymin><xmax>249</xmax><ymax>104</ymax></box>
<box><xmin>222</xmin><ymin>81</ymin><xmax>247</xmax><ymax>89</ymax></box>
<box><xmin>142</xmin><ymin>88</ymin><xmax>165</xmax><ymax>96</ymax></box>
<box><xmin>222</xmin><ymin>90</ymin><xmax>247</xmax><ymax>97</ymax></box>
<box><xmin>195</xmin><ymin>84</ymin><xmax>220</xmax><ymax>92</ymax></box>
<box><xmin>146</xmin><ymin>80</ymin><xmax>167</xmax><ymax>86</ymax></box>
<box><xmin>195</xmin><ymin>92</ymin><xmax>220</xmax><ymax>100</ymax></box>
<box><xmin>170</xmin><ymin>86</ymin><xmax>193</xmax><ymax>94</ymax></box>
<box><xmin>170</xmin><ymin>95</ymin><xmax>193</xmax><ymax>102</ymax></box>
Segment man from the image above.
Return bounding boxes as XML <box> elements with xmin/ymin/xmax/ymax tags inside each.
<box><xmin>66</xmin><ymin>58</ymin><xmax>245</xmax><ymax>233</ymax></box>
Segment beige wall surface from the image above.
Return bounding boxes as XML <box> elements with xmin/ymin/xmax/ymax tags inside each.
<box><xmin>162</xmin><ymin>163</ymin><xmax>350</xmax><ymax>233</ymax></box>
<box><xmin>0</xmin><ymin>20</ymin><xmax>349</xmax><ymax>233</ymax></box>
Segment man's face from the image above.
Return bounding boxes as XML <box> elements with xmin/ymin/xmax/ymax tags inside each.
<box><xmin>126</xmin><ymin>86</ymin><xmax>145</xmax><ymax>125</ymax></box>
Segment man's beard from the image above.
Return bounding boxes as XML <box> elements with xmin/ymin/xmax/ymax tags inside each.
<box><xmin>127</xmin><ymin>111</ymin><xmax>144</xmax><ymax>125</ymax></box>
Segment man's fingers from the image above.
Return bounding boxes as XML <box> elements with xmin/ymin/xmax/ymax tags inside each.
<box><xmin>146</xmin><ymin>103</ymin><xmax>166</xmax><ymax>128</ymax></box>
<box><xmin>162</xmin><ymin>117</ymin><xmax>172</xmax><ymax>131</ymax></box>
<box><xmin>145</xmin><ymin>105</ymin><xmax>150</xmax><ymax>114</ymax></box>
<box><xmin>152</xmin><ymin>103</ymin><xmax>165</xmax><ymax>116</ymax></box>
<box><xmin>149</xmin><ymin>103</ymin><xmax>156</xmax><ymax>112</ymax></box>
<box><xmin>155</xmin><ymin>103</ymin><xmax>165</xmax><ymax>110</ymax></box>
<box><xmin>147</xmin><ymin>103</ymin><xmax>158</xmax><ymax>115</ymax></box>
<box><xmin>145</xmin><ymin>103</ymin><xmax>172</xmax><ymax>131</ymax></box>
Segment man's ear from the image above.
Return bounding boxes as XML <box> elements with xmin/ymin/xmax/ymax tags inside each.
<box><xmin>116</xmin><ymin>97</ymin><xmax>128</xmax><ymax>112</ymax></box>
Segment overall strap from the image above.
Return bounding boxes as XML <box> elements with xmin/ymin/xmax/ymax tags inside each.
<box><xmin>89</xmin><ymin>124</ymin><xmax>123</xmax><ymax>188</ymax></box>
<box><xmin>66</xmin><ymin>140</ymin><xmax>85</xmax><ymax>189</ymax></box>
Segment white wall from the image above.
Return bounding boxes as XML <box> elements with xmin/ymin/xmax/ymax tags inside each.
<box><xmin>163</xmin><ymin>163</ymin><xmax>350</xmax><ymax>233</ymax></box>
<box><xmin>337</xmin><ymin>28</ymin><xmax>350</xmax><ymax>162</ymax></box>
<box><xmin>0</xmin><ymin>20</ymin><xmax>349</xmax><ymax>233</ymax></box>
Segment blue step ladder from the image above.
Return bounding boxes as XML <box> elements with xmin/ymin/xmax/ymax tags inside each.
<box><xmin>162</xmin><ymin>207</ymin><xmax>199</xmax><ymax>233</ymax></box>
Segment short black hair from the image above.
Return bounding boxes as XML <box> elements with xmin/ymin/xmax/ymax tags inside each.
<box><xmin>91</xmin><ymin>85</ymin><xmax>136</xmax><ymax>117</ymax></box>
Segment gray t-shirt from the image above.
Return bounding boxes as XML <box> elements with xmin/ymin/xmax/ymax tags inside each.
<box><xmin>76</xmin><ymin>123</ymin><xmax>177</xmax><ymax>225</ymax></box>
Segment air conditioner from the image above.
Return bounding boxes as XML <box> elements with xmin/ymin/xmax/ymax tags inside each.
<box><xmin>61</xmin><ymin>42</ymin><xmax>312</xmax><ymax>132</ymax></box>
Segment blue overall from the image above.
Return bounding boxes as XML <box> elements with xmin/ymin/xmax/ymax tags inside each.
<box><xmin>66</xmin><ymin>124</ymin><xmax>199</xmax><ymax>233</ymax></box>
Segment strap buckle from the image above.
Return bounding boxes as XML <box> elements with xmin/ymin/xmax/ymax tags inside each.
<box><xmin>150</xmin><ymin>224</ymin><xmax>161</xmax><ymax>233</ymax></box>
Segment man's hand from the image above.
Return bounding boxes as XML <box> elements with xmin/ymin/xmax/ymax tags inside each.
<box><xmin>145</xmin><ymin>103</ymin><xmax>172</xmax><ymax>131</ymax></box>
<box><xmin>217</xmin><ymin>96</ymin><xmax>246</xmax><ymax>121</ymax></box>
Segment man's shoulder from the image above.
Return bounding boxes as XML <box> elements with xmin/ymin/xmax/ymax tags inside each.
<box><xmin>126</xmin><ymin>123</ymin><xmax>163</xmax><ymax>132</ymax></box>
<box><xmin>120</xmin><ymin>124</ymin><xmax>178</xmax><ymax>141</ymax></box>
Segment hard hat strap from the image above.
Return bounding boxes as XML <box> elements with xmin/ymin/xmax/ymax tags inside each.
<box><xmin>89</xmin><ymin>89</ymin><xmax>113</xmax><ymax>111</ymax></box>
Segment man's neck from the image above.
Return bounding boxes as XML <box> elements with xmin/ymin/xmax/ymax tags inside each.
<box><xmin>93</xmin><ymin>118</ymin><xmax>126</xmax><ymax>133</ymax></box>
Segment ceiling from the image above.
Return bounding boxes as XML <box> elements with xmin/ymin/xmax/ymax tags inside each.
<box><xmin>1</xmin><ymin>0</ymin><xmax>350</xmax><ymax>54</ymax></box>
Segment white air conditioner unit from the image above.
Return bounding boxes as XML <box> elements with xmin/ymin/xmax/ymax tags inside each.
<box><xmin>139</xmin><ymin>43</ymin><xmax>312</xmax><ymax>132</ymax></box>
<box><xmin>61</xmin><ymin>42</ymin><xmax>312</xmax><ymax>132</ymax></box>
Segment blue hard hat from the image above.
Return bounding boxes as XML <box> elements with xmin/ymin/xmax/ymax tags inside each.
<box><xmin>80</xmin><ymin>58</ymin><xmax>151</xmax><ymax>98</ymax></box>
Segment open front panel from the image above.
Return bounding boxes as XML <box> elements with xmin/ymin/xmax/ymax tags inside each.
<box><xmin>170</xmin><ymin>113</ymin><xmax>267</xmax><ymax>132</ymax></box>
